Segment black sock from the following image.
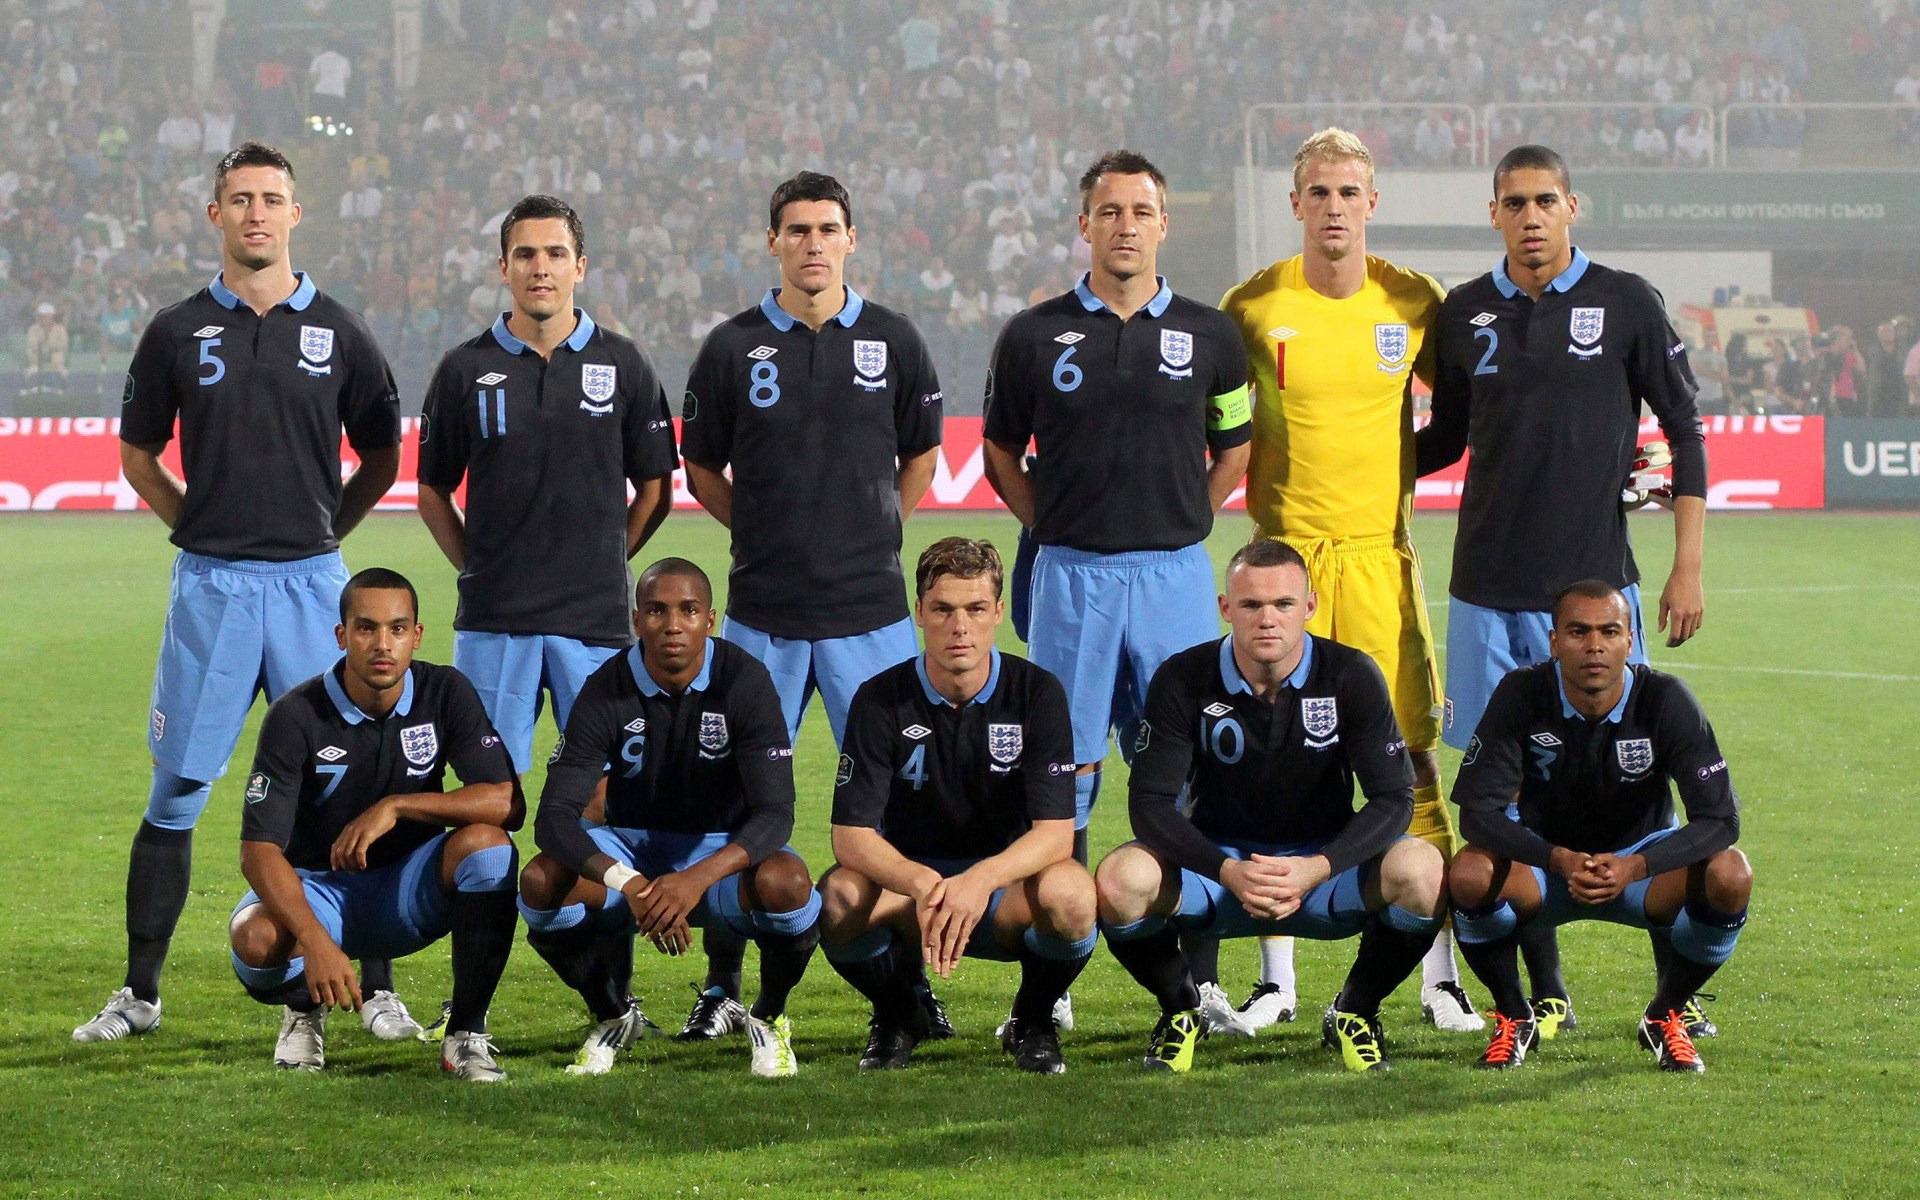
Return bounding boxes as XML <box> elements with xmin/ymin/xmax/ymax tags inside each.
<box><xmin>447</xmin><ymin>890</ymin><xmax>517</xmax><ymax>1035</ymax></box>
<box><xmin>1012</xmin><ymin>945</ymin><xmax>1092</xmax><ymax>1024</ymax></box>
<box><xmin>1458</xmin><ymin>928</ymin><xmax>1529</xmax><ymax>1018</ymax></box>
<box><xmin>1649</xmin><ymin>926</ymin><xmax>1676</xmax><ymax>989</ymax></box>
<box><xmin>124</xmin><ymin>821</ymin><xmax>193</xmax><ymax>1003</ymax></box>
<box><xmin>1107</xmin><ymin>926</ymin><xmax>1200</xmax><ymax>1014</ymax></box>
<box><xmin>1649</xmin><ymin>909</ymin><xmax>1732</xmax><ymax>1018</ymax></box>
<box><xmin>1072</xmin><ymin>828</ymin><xmax>1089</xmax><ymax>866</ymax></box>
<box><xmin>703</xmin><ymin>924</ymin><xmax>746</xmax><ymax>999</ymax></box>
<box><xmin>889</xmin><ymin>937</ymin><xmax>937</xmax><ymax>1002</ymax></box>
<box><xmin>826</xmin><ymin>946</ymin><xmax>913</xmax><ymax>1020</ymax></box>
<box><xmin>601</xmin><ymin>928</ymin><xmax>635</xmax><ymax>1006</ymax></box>
<box><xmin>359</xmin><ymin>958</ymin><xmax>394</xmax><ymax>994</ymax></box>
<box><xmin>528</xmin><ymin>925</ymin><xmax>629</xmax><ymax>1022</ymax></box>
<box><xmin>749</xmin><ymin>923</ymin><xmax>820</xmax><ymax>1021</ymax></box>
<box><xmin>242</xmin><ymin>975</ymin><xmax>312</xmax><ymax>1009</ymax></box>
<box><xmin>1180</xmin><ymin>933</ymin><xmax>1222</xmax><ymax>987</ymax></box>
<box><xmin>1517</xmin><ymin>917</ymin><xmax>1568</xmax><ymax>1001</ymax></box>
<box><xmin>1335</xmin><ymin>914</ymin><xmax>1439</xmax><ymax>1016</ymax></box>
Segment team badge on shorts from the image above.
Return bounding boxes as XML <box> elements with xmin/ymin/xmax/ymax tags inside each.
<box><xmin>245</xmin><ymin>773</ymin><xmax>270</xmax><ymax>804</ymax></box>
<box><xmin>580</xmin><ymin>364</ymin><xmax>617</xmax><ymax>414</ymax></box>
<box><xmin>1301</xmin><ymin>696</ymin><xmax>1339</xmax><ymax>748</ymax></box>
<box><xmin>1159</xmin><ymin>329</ymin><xmax>1194</xmax><ymax>378</ymax></box>
<box><xmin>987</xmin><ymin>723</ymin><xmax>1023</xmax><ymax>766</ymax></box>
<box><xmin>1375</xmin><ymin>323</ymin><xmax>1409</xmax><ymax>370</ymax></box>
<box><xmin>1615</xmin><ymin>737</ymin><xmax>1655</xmax><ymax>778</ymax></box>
<box><xmin>300</xmin><ymin>325</ymin><xmax>335</xmax><ymax>364</ymax></box>
<box><xmin>853</xmin><ymin>339</ymin><xmax>888</xmax><ymax>380</ymax></box>
<box><xmin>699</xmin><ymin>712</ymin><xmax>730</xmax><ymax>754</ymax></box>
<box><xmin>1569</xmin><ymin>307</ymin><xmax>1605</xmax><ymax>358</ymax></box>
<box><xmin>400</xmin><ymin>723</ymin><xmax>439</xmax><ymax>767</ymax></box>
<box><xmin>150</xmin><ymin>707</ymin><xmax>166</xmax><ymax>742</ymax></box>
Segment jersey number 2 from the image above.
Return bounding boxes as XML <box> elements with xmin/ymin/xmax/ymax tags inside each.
<box><xmin>1472</xmin><ymin>327</ymin><xmax>1499</xmax><ymax>376</ymax></box>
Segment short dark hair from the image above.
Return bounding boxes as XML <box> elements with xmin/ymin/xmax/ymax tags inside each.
<box><xmin>1551</xmin><ymin>579</ymin><xmax>1629</xmax><ymax>626</ymax></box>
<box><xmin>339</xmin><ymin>567</ymin><xmax>418</xmax><ymax>623</ymax></box>
<box><xmin>1078</xmin><ymin>149</ymin><xmax>1168</xmax><ymax>214</ymax></box>
<box><xmin>213</xmin><ymin>141</ymin><xmax>295</xmax><ymax>203</ymax></box>
<box><xmin>636</xmin><ymin>557</ymin><xmax>713</xmax><ymax>607</ymax></box>
<box><xmin>1226</xmin><ymin>538</ymin><xmax>1309</xmax><ymax>578</ymax></box>
<box><xmin>1493</xmin><ymin>144</ymin><xmax>1572</xmax><ymax>195</ymax></box>
<box><xmin>768</xmin><ymin>171</ymin><xmax>853</xmax><ymax>231</ymax></box>
<box><xmin>916</xmin><ymin>537</ymin><xmax>1003</xmax><ymax>599</ymax></box>
<box><xmin>500</xmin><ymin>194</ymin><xmax>586</xmax><ymax>260</ymax></box>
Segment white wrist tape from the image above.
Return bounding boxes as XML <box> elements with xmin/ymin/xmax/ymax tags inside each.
<box><xmin>602</xmin><ymin>863</ymin><xmax>641</xmax><ymax>891</ymax></box>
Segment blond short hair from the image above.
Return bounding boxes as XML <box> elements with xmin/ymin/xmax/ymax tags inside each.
<box><xmin>1292</xmin><ymin>127</ymin><xmax>1375</xmax><ymax>192</ymax></box>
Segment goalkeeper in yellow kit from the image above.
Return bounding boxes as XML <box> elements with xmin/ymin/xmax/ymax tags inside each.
<box><xmin>1206</xmin><ymin>128</ymin><xmax>1483</xmax><ymax>1034</ymax></box>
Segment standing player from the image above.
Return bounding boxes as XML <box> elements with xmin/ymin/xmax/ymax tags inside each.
<box><xmin>1448</xmin><ymin>581</ymin><xmax>1750</xmax><ymax>1072</ymax></box>
<box><xmin>516</xmin><ymin>559</ymin><xmax>822</xmax><ymax>1079</ymax></box>
<box><xmin>982</xmin><ymin>149</ymin><xmax>1251</xmax><ymax>868</ymax></box>
<box><xmin>1418</xmin><ymin>144</ymin><xmax>1707</xmax><ymax>1036</ymax></box>
<box><xmin>228</xmin><ymin>569</ymin><xmax>521</xmax><ymax>1080</ymax></box>
<box><xmin>680</xmin><ymin>171</ymin><xmax>945</xmax><ymax>1039</ymax></box>
<box><xmin>1216</xmin><ymin>128</ymin><xmax>1480</xmax><ymax>1035</ymax></box>
<box><xmin>1095</xmin><ymin>540</ymin><xmax>1444</xmax><ymax>1073</ymax></box>
<box><xmin>820</xmin><ymin>538</ymin><xmax>1093</xmax><ymax>1074</ymax></box>
<box><xmin>418</xmin><ymin>193</ymin><xmax>678</xmax><ymax>777</ymax></box>
<box><xmin>78</xmin><ymin>142</ymin><xmax>404</xmax><ymax>1044</ymax></box>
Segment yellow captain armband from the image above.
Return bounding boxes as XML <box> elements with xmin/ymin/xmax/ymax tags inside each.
<box><xmin>1207</xmin><ymin>384</ymin><xmax>1251</xmax><ymax>432</ymax></box>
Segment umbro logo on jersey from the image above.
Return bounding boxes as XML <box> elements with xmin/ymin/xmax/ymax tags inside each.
<box><xmin>316</xmin><ymin>746</ymin><xmax>347</xmax><ymax>762</ymax></box>
<box><xmin>1530</xmin><ymin>731</ymin><xmax>1563</xmax><ymax>748</ymax></box>
<box><xmin>624</xmin><ymin>718</ymin><xmax>647</xmax><ymax>734</ymax></box>
<box><xmin>1202</xmin><ymin>702</ymin><xmax>1233</xmax><ymax>717</ymax></box>
<box><xmin>193</xmin><ymin>325</ymin><xmax>224</xmax><ymax>339</ymax></box>
<box><xmin>477</xmin><ymin>372</ymin><xmax>508</xmax><ymax>386</ymax></box>
<box><xmin>1470</xmin><ymin>312</ymin><xmax>1497</xmax><ymax>328</ymax></box>
<box><xmin>747</xmin><ymin>345</ymin><xmax>778</xmax><ymax>361</ymax></box>
<box><xmin>1053</xmin><ymin>331</ymin><xmax>1085</xmax><ymax>345</ymax></box>
<box><xmin>902</xmin><ymin>724</ymin><xmax>931</xmax><ymax>739</ymax></box>
<box><xmin>1267</xmin><ymin>327</ymin><xmax>1298</xmax><ymax>340</ymax></box>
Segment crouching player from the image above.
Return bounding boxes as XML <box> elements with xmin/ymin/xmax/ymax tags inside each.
<box><xmin>229</xmin><ymin>568</ymin><xmax>521</xmax><ymax>1080</ymax></box>
<box><xmin>1096</xmin><ymin>540</ymin><xmax>1444</xmax><ymax>1072</ymax></box>
<box><xmin>820</xmin><ymin>538</ymin><xmax>1094</xmax><ymax>1074</ymax></box>
<box><xmin>517</xmin><ymin>559</ymin><xmax>821</xmax><ymax>1078</ymax></box>
<box><xmin>1449</xmin><ymin>580</ymin><xmax>1750</xmax><ymax>1073</ymax></box>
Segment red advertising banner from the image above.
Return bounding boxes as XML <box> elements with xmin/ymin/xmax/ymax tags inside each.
<box><xmin>0</xmin><ymin>414</ymin><xmax>1825</xmax><ymax>513</ymax></box>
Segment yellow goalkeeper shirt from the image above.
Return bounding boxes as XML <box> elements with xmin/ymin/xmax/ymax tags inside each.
<box><xmin>1222</xmin><ymin>254</ymin><xmax>1444</xmax><ymax>540</ymax></box>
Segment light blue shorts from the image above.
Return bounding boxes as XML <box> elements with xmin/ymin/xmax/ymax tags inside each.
<box><xmin>722</xmin><ymin>616</ymin><xmax>917</xmax><ymax>745</ymax></box>
<box><xmin>453</xmin><ymin>631</ymin><xmax>621</xmax><ymax>773</ymax></box>
<box><xmin>1166</xmin><ymin>839</ymin><xmax>1390</xmax><ymax>942</ymax></box>
<box><xmin>149</xmin><ymin>550</ymin><xmax>348</xmax><ymax>781</ymax></box>
<box><xmin>232</xmin><ymin>832</ymin><xmax>454</xmax><ymax>968</ymax></box>
<box><xmin>1527</xmin><ymin>827</ymin><xmax>1675</xmax><ymax>931</ymax></box>
<box><xmin>1442</xmin><ymin>583</ymin><xmax>1647</xmax><ymax>750</ymax></box>
<box><xmin>1026</xmin><ymin>542</ymin><xmax>1218</xmax><ymax>766</ymax></box>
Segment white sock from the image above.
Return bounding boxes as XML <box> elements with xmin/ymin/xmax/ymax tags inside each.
<box><xmin>1257</xmin><ymin>936</ymin><xmax>1295</xmax><ymax>991</ymax></box>
<box><xmin>1421</xmin><ymin>927</ymin><xmax>1461</xmax><ymax>989</ymax></box>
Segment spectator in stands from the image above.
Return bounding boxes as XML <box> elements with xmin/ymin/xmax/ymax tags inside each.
<box><xmin>308</xmin><ymin>31</ymin><xmax>352</xmax><ymax>123</ymax></box>
<box><xmin>1673</xmin><ymin>110</ymin><xmax>1713</xmax><ymax>166</ymax></box>
<box><xmin>24</xmin><ymin>301</ymin><xmax>68</xmax><ymax>395</ymax></box>
<box><xmin>1865</xmin><ymin>320</ymin><xmax>1910</xmax><ymax>416</ymax></box>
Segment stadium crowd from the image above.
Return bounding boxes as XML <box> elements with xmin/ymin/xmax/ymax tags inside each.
<box><xmin>0</xmin><ymin>0</ymin><xmax>1861</xmax><ymax>410</ymax></box>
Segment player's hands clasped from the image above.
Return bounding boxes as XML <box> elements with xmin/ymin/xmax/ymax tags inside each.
<box><xmin>1560</xmin><ymin>850</ymin><xmax>1646</xmax><ymax>905</ymax></box>
<box><xmin>917</xmin><ymin>869</ymin><xmax>995</xmax><ymax>978</ymax></box>
<box><xmin>628</xmin><ymin>871</ymin><xmax>703</xmax><ymax>955</ymax></box>
<box><xmin>1224</xmin><ymin>854</ymin><xmax>1330</xmax><ymax>922</ymax></box>
<box><xmin>300</xmin><ymin>937</ymin><xmax>362</xmax><ymax>1011</ymax></box>
<box><xmin>329</xmin><ymin>797</ymin><xmax>400</xmax><ymax>872</ymax></box>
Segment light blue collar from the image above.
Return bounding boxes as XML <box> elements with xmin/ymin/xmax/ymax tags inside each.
<box><xmin>1492</xmin><ymin>247</ymin><xmax>1590</xmax><ymax>300</ymax></box>
<box><xmin>628</xmin><ymin>638</ymin><xmax>716</xmax><ymax>698</ymax></box>
<box><xmin>324</xmin><ymin>660</ymin><xmax>414</xmax><ymax>724</ymax></box>
<box><xmin>759</xmin><ymin>286</ymin><xmax>864</xmax><ymax>332</ymax></box>
<box><xmin>915</xmin><ymin>647</ymin><xmax>1002</xmax><ymax>708</ymax></box>
<box><xmin>209</xmin><ymin>270</ymin><xmax>316</xmax><ymax>312</ymax></box>
<box><xmin>1073</xmin><ymin>272</ymin><xmax>1173</xmax><ymax>318</ymax></box>
<box><xmin>1557</xmin><ymin>662</ymin><xmax>1634</xmax><ymax>723</ymax></box>
<box><xmin>1218</xmin><ymin>633</ymin><xmax>1314</xmax><ymax>696</ymax></box>
<box><xmin>489</xmin><ymin>307</ymin><xmax>596</xmax><ymax>355</ymax></box>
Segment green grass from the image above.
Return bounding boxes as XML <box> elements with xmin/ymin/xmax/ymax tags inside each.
<box><xmin>2</xmin><ymin>510</ymin><xmax>1917</xmax><ymax>1198</ymax></box>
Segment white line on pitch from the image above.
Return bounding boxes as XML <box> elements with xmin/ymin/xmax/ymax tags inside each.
<box><xmin>1649</xmin><ymin>662</ymin><xmax>1920</xmax><ymax>683</ymax></box>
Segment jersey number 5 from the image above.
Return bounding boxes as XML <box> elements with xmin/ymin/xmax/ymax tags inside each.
<box><xmin>197</xmin><ymin>338</ymin><xmax>225</xmax><ymax>386</ymax></box>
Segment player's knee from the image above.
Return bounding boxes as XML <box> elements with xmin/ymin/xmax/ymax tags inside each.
<box><xmin>1446</xmin><ymin>846</ymin><xmax>1499</xmax><ymax>908</ymax></box>
<box><xmin>1410</xmin><ymin>749</ymin><xmax>1441</xmax><ymax>790</ymax></box>
<box><xmin>750</xmin><ymin>851</ymin><xmax>814</xmax><ymax>914</ymax></box>
<box><xmin>816</xmin><ymin>865</ymin><xmax>874</xmax><ymax>932</ymax></box>
<box><xmin>1094</xmin><ymin>843</ymin><xmax>1161</xmax><ymax>924</ymax></box>
<box><xmin>518</xmin><ymin>853</ymin><xmax>573</xmax><ymax>909</ymax></box>
<box><xmin>229</xmin><ymin>905</ymin><xmax>288</xmax><ymax>968</ymax></box>
<box><xmin>1382</xmin><ymin>838</ymin><xmax>1445</xmax><ymax>914</ymax></box>
<box><xmin>446</xmin><ymin>822</ymin><xmax>512</xmax><ymax>859</ymax></box>
<box><xmin>1034</xmin><ymin>861</ymin><xmax>1098</xmax><ymax>938</ymax></box>
<box><xmin>1703</xmin><ymin>847</ymin><xmax>1752</xmax><ymax>909</ymax></box>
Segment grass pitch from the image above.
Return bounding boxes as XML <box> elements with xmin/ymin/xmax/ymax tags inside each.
<box><xmin>1</xmin><ymin>509</ymin><xmax>1916</xmax><ymax>1198</ymax></box>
